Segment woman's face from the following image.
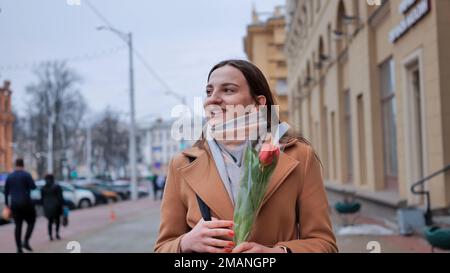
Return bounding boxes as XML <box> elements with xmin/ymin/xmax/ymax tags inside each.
<box><xmin>204</xmin><ymin>65</ymin><xmax>265</xmax><ymax>124</ymax></box>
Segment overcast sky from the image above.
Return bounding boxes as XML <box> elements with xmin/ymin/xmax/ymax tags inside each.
<box><xmin>0</xmin><ymin>0</ymin><xmax>284</xmax><ymax>124</ymax></box>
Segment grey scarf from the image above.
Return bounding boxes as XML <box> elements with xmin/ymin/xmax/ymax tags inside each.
<box><xmin>207</xmin><ymin>139</ymin><xmax>247</xmax><ymax>206</ymax></box>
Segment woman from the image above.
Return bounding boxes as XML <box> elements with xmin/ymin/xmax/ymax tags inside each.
<box><xmin>41</xmin><ymin>174</ymin><xmax>64</xmax><ymax>241</ymax></box>
<box><xmin>154</xmin><ymin>60</ymin><xmax>337</xmax><ymax>253</ymax></box>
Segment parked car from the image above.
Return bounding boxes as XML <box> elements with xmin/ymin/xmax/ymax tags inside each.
<box><xmin>96</xmin><ymin>181</ymin><xmax>130</xmax><ymax>200</ymax></box>
<box><xmin>73</xmin><ymin>184</ymin><xmax>119</xmax><ymax>205</ymax></box>
<box><xmin>59</xmin><ymin>182</ymin><xmax>95</xmax><ymax>209</ymax></box>
<box><xmin>72</xmin><ymin>179</ymin><xmax>121</xmax><ymax>204</ymax></box>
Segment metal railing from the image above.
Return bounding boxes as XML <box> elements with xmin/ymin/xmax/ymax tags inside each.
<box><xmin>410</xmin><ymin>164</ymin><xmax>450</xmax><ymax>225</ymax></box>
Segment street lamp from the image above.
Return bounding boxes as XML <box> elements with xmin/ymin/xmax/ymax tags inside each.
<box><xmin>97</xmin><ymin>25</ymin><xmax>138</xmax><ymax>200</ymax></box>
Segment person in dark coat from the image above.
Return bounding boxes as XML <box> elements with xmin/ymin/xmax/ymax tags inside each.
<box><xmin>156</xmin><ymin>175</ymin><xmax>166</xmax><ymax>200</ymax></box>
<box><xmin>151</xmin><ymin>174</ymin><xmax>159</xmax><ymax>201</ymax></box>
<box><xmin>41</xmin><ymin>174</ymin><xmax>64</xmax><ymax>241</ymax></box>
<box><xmin>4</xmin><ymin>158</ymin><xmax>37</xmax><ymax>253</ymax></box>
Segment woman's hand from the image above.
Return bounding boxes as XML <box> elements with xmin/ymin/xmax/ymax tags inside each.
<box><xmin>232</xmin><ymin>242</ymin><xmax>286</xmax><ymax>253</ymax></box>
<box><xmin>180</xmin><ymin>217</ymin><xmax>235</xmax><ymax>253</ymax></box>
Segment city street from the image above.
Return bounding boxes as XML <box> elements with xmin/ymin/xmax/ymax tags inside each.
<box><xmin>1</xmin><ymin>196</ymin><xmax>446</xmax><ymax>253</ymax></box>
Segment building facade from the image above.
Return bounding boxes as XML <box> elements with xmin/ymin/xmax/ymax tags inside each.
<box><xmin>244</xmin><ymin>5</ymin><xmax>289</xmax><ymax>122</ymax></box>
<box><xmin>0</xmin><ymin>81</ymin><xmax>14</xmax><ymax>173</ymax></box>
<box><xmin>285</xmin><ymin>0</ymin><xmax>450</xmax><ymax>211</ymax></box>
<box><xmin>140</xmin><ymin>118</ymin><xmax>195</xmax><ymax>175</ymax></box>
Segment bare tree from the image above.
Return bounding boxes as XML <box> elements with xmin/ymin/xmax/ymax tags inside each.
<box><xmin>24</xmin><ymin>61</ymin><xmax>87</xmax><ymax>179</ymax></box>
<box><xmin>91</xmin><ymin>107</ymin><xmax>129</xmax><ymax>179</ymax></box>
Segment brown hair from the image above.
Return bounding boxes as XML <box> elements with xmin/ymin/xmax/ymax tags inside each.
<box><xmin>15</xmin><ymin>158</ymin><xmax>24</xmax><ymax>168</ymax></box>
<box><xmin>195</xmin><ymin>59</ymin><xmax>311</xmax><ymax>148</ymax></box>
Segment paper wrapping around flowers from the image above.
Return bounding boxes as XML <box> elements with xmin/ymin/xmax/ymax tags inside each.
<box><xmin>233</xmin><ymin>146</ymin><xmax>278</xmax><ymax>245</ymax></box>
<box><xmin>233</xmin><ymin>122</ymin><xmax>289</xmax><ymax>245</ymax></box>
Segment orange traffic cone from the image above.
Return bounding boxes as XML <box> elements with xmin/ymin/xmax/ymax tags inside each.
<box><xmin>109</xmin><ymin>206</ymin><xmax>117</xmax><ymax>221</ymax></box>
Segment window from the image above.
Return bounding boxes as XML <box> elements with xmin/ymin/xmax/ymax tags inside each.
<box><xmin>344</xmin><ymin>90</ymin><xmax>353</xmax><ymax>183</ymax></box>
<box><xmin>276</xmin><ymin>79</ymin><xmax>288</xmax><ymax>95</ymax></box>
<box><xmin>331</xmin><ymin>111</ymin><xmax>337</xmax><ymax>180</ymax></box>
<box><xmin>327</xmin><ymin>24</ymin><xmax>332</xmax><ymax>58</ymax></box>
<box><xmin>357</xmin><ymin>94</ymin><xmax>367</xmax><ymax>185</ymax></box>
<box><xmin>410</xmin><ymin>66</ymin><xmax>424</xmax><ymax>179</ymax></box>
<box><xmin>353</xmin><ymin>0</ymin><xmax>360</xmax><ymax>19</ymax></box>
<box><xmin>379</xmin><ymin>58</ymin><xmax>398</xmax><ymax>190</ymax></box>
<box><xmin>405</xmin><ymin>60</ymin><xmax>425</xmax><ymax>189</ymax></box>
<box><xmin>302</xmin><ymin>5</ymin><xmax>308</xmax><ymax>36</ymax></box>
<box><xmin>322</xmin><ymin>106</ymin><xmax>329</xmax><ymax>179</ymax></box>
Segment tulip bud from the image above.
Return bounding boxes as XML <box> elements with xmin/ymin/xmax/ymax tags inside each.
<box><xmin>258</xmin><ymin>143</ymin><xmax>280</xmax><ymax>166</ymax></box>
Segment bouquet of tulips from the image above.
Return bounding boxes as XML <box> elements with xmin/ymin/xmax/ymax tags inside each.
<box><xmin>233</xmin><ymin>123</ymin><xmax>290</xmax><ymax>245</ymax></box>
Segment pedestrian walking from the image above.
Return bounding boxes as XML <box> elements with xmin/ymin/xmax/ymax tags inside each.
<box><xmin>4</xmin><ymin>158</ymin><xmax>37</xmax><ymax>253</ymax></box>
<box><xmin>41</xmin><ymin>174</ymin><xmax>64</xmax><ymax>241</ymax></box>
<box><xmin>151</xmin><ymin>174</ymin><xmax>159</xmax><ymax>201</ymax></box>
<box><xmin>156</xmin><ymin>175</ymin><xmax>166</xmax><ymax>200</ymax></box>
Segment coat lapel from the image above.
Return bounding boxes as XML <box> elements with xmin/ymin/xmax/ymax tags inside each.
<box><xmin>260</xmin><ymin>151</ymin><xmax>299</xmax><ymax>208</ymax></box>
<box><xmin>178</xmin><ymin>145</ymin><xmax>234</xmax><ymax>221</ymax></box>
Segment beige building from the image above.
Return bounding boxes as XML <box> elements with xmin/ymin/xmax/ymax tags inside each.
<box><xmin>285</xmin><ymin>0</ymin><xmax>450</xmax><ymax>213</ymax></box>
<box><xmin>244</xmin><ymin>5</ymin><xmax>289</xmax><ymax>122</ymax></box>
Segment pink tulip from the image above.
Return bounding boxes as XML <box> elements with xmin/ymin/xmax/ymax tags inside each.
<box><xmin>258</xmin><ymin>143</ymin><xmax>280</xmax><ymax>166</ymax></box>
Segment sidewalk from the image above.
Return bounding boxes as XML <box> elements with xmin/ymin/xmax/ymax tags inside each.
<box><xmin>330</xmin><ymin>212</ymin><xmax>447</xmax><ymax>253</ymax></box>
<box><xmin>0</xmin><ymin>198</ymin><xmax>161</xmax><ymax>253</ymax></box>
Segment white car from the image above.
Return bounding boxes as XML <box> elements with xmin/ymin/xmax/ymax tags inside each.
<box><xmin>59</xmin><ymin>182</ymin><xmax>96</xmax><ymax>209</ymax></box>
<box><xmin>32</xmin><ymin>180</ymin><xmax>95</xmax><ymax>209</ymax></box>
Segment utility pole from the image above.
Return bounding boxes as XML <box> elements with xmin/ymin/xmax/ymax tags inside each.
<box><xmin>97</xmin><ymin>26</ymin><xmax>138</xmax><ymax>200</ymax></box>
<box><xmin>128</xmin><ymin>32</ymin><xmax>138</xmax><ymax>201</ymax></box>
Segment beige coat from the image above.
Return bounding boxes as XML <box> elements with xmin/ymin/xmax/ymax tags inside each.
<box><xmin>154</xmin><ymin>138</ymin><xmax>338</xmax><ymax>253</ymax></box>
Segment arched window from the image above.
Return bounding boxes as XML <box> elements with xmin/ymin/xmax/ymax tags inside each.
<box><xmin>318</xmin><ymin>36</ymin><xmax>326</xmax><ymax>70</ymax></box>
<box><xmin>353</xmin><ymin>0</ymin><xmax>360</xmax><ymax>18</ymax></box>
<box><xmin>302</xmin><ymin>5</ymin><xmax>308</xmax><ymax>36</ymax></box>
<box><xmin>327</xmin><ymin>23</ymin><xmax>332</xmax><ymax>57</ymax></box>
<box><xmin>312</xmin><ymin>50</ymin><xmax>317</xmax><ymax>77</ymax></box>
<box><xmin>336</xmin><ymin>0</ymin><xmax>348</xmax><ymax>55</ymax></box>
<box><xmin>352</xmin><ymin>0</ymin><xmax>361</xmax><ymax>29</ymax></box>
<box><xmin>306</xmin><ymin>61</ymin><xmax>312</xmax><ymax>86</ymax></box>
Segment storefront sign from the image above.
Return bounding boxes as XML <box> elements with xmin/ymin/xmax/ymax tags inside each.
<box><xmin>389</xmin><ymin>0</ymin><xmax>430</xmax><ymax>43</ymax></box>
